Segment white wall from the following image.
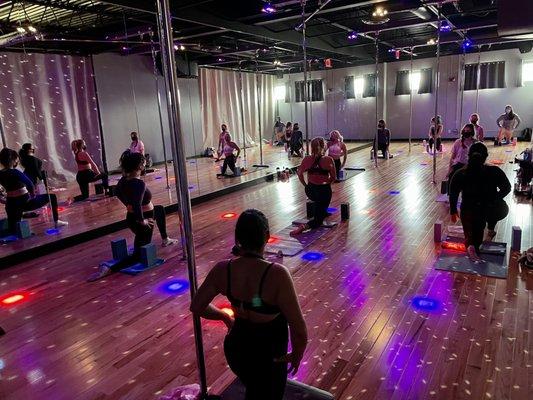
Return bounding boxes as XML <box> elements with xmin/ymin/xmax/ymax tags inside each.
<box><xmin>276</xmin><ymin>48</ymin><xmax>533</xmax><ymax>140</ymax></box>
<box><xmin>93</xmin><ymin>53</ymin><xmax>203</xmax><ymax>168</ymax></box>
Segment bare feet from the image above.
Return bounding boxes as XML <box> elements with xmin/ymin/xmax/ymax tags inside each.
<box><xmin>467</xmin><ymin>245</ymin><xmax>483</xmax><ymax>262</ymax></box>
<box><xmin>290</xmin><ymin>225</ymin><xmax>306</xmax><ymax>237</ymax></box>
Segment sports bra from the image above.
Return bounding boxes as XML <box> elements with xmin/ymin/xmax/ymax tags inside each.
<box><xmin>223</xmin><ymin>143</ymin><xmax>234</xmax><ymax>156</ymax></box>
<box><xmin>226</xmin><ymin>259</ymin><xmax>281</xmax><ymax>315</ymax></box>
<box><xmin>75</xmin><ymin>151</ymin><xmax>89</xmax><ymax>165</ymax></box>
<box><xmin>328</xmin><ymin>142</ymin><xmax>342</xmax><ymax>158</ymax></box>
<box><xmin>308</xmin><ymin>156</ymin><xmax>330</xmax><ymax>176</ymax></box>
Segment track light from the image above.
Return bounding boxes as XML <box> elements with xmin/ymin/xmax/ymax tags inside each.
<box><xmin>273</xmin><ymin>59</ymin><xmax>281</xmax><ymax>66</ymax></box>
<box><xmin>173</xmin><ymin>44</ymin><xmax>185</xmax><ymax>51</ymax></box>
<box><xmin>347</xmin><ymin>31</ymin><xmax>358</xmax><ymax>40</ymax></box>
<box><xmin>427</xmin><ymin>38</ymin><xmax>438</xmax><ymax>45</ymax></box>
<box><xmin>439</xmin><ymin>23</ymin><xmax>452</xmax><ymax>33</ymax></box>
<box><xmin>27</xmin><ymin>25</ymin><xmax>37</xmax><ymax>33</ymax></box>
<box><xmin>15</xmin><ymin>23</ymin><xmax>38</xmax><ymax>34</ymax></box>
<box><xmin>261</xmin><ymin>2</ymin><xmax>276</xmax><ymax>14</ymax></box>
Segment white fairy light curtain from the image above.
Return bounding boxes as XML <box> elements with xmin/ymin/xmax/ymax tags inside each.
<box><xmin>199</xmin><ymin>68</ymin><xmax>275</xmax><ymax>149</ymax></box>
<box><xmin>0</xmin><ymin>52</ymin><xmax>102</xmax><ymax>182</ymax></box>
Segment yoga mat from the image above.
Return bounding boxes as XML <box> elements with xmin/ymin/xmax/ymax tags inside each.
<box><xmin>435</xmin><ymin>247</ymin><xmax>508</xmax><ymax>279</ymax></box>
<box><xmin>345</xmin><ymin>166</ymin><xmax>366</xmax><ymax>171</ymax></box>
<box><xmin>265</xmin><ymin>224</ymin><xmax>332</xmax><ymax>256</ymax></box>
<box><xmin>220</xmin><ymin>379</ymin><xmax>334</xmax><ymax>400</ymax></box>
<box><xmin>338</xmin><ymin>169</ymin><xmax>364</xmax><ymax>181</ymax></box>
<box><xmin>292</xmin><ymin>219</ymin><xmax>338</xmax><ymax>228</ymax></box>
<box><xmin>0</xmin><ymin>235</ymin><xmax>18</xmax><ymax>244</ymax></box>
<box><xmin>120</xmin><ymin>258</ymin><xmax>165</xmax><ymax>275</ymax></box>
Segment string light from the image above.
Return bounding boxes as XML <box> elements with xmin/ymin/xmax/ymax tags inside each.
<box><xmin>173</xmin><ymin>44</ymin><xmax>185</xmax><ymax>51</ymax></box>
<box><xmin>372</xmin><ymin>6</ymin><xmax>388</xmax><ymax>17</ymax></box>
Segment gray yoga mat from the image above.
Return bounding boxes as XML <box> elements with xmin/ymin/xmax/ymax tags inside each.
<box><xmin>265</xmin><ymin>224</ymin><xmax>333</xmax><ymax>256</ymax></box>
<box><xmin>435</xmin><ymin>244</ymin><xmax>508</xmax><ymax>279</ymax></box>
<box><xmin>220</xmin><ymin>378</ymin><xmax>334</xmax><ymax>400</ymax></box>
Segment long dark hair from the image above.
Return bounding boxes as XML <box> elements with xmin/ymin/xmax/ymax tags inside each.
<box><xmin>460</xmin><ymin>124</ymin><xmax>475</xmax><ymax>149</ymax></box>
<box><xmin>0</xmin><ymin>148</ymin><xmax>19</xmax><ymax>169</ymax></box>
<box><xmin>235</xmin><ymin>209</ymin><xmax>269</xmax><ymax>252</ymax></box>
<box><xmin>466</xmin><ymin>142</ymin><xmax>488</xmax><ymax>172</ymax></box>
<box><xmin>505</xmin><ymin>105</ymin><xmax>515</xmax><ymax>120</ymax></box>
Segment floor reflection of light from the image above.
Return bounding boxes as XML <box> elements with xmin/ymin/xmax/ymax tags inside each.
<box><xmin>403</xmin><ymin>176</ymin><xmax>421</xmax><ymax>211</ymax></box>
<box><xmin>27</xmin><ymin>368</ymin><xmax>45</xmax><ymax>385</ymax></box>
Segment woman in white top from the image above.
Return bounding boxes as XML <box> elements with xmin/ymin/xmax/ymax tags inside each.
<box><xmin>470</xmin><ymin>114</ymin><xmax>484</xmax><ymax>141</ymax></box>
<box><xmin>130</xmin><ymin>132</ymin><xmax>145</xmax><ymax>155</ymax></box>
<box><xmin>326</xmin><ymin>130</ymin><xmax>347</xmax><ymax>180</ymax></box>
<box><xmin>447</xmin><ymin>123</ymin><xmax>476</xmax><ymax>183</ymax></box>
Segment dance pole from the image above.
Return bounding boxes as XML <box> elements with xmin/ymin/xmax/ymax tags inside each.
<box><xmin>238</xmin><ymin>62</ymin><xmax>247</xmax><ymax>167</ymax></box>
<box><xmin>475</xmin><ymin>46</ymin><xmax>481</xmax><ymax>113</ymax></box>
<box><xmin>373</xmin><ymin>34</ymin><xmax>379</xmax><ymax>167</ymax></box>
<box><xmin>458</xmin><ymin>47</ymin><xmax>466</xmax><ymax>129</ymax></box>
<box><xmin>408</xmin><ymin>46</ymin><xmax>414</xmax><ymax>153</ymax></box>
<box><xmin>156</xmin><ymin>0</ymin><xmax>212</xmax><ymax>397</ymax></box>
<box><xmin>432</xmin><ymin>3</ymin><xmax>442</xmax><ymax>184</ymax></box>
<box><xmin>0</xmin><ymin>115</ymin><xmax>6</xmax><ymax>147</ymax></box>
<box><xmin>301</xmin><ymin>0</ymin><xmax>310</xmax><ymax>154</ymax></box>
<box><xmin>253</xmin><ymin>61</ymin><xmax>268</xmax><ymax>168</ymax></box>
<box><xmin>150</xmin><ymin>32</ymin><xmax>171</xmax><ymax>190</ymax></box>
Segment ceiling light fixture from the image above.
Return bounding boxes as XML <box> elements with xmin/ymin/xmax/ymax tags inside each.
<box><xmin>347</xmin><ymin>31</ymin><xmax>358</xmax><ymax>40</ymax></box>
<box><xmin>427</xmin><ymin>38</ymin><xmax>437</xmax><ymax>45</ymax></box>
<box><xmin>273</xmin><ymin>59</ymin><xmax>281</xmax><ymax>66</ymax></box>
<box><xmin>363</xmin><ymin>6</ymin><xmax>390</xmax><ymax>25</ymax></box>
<box><xmin>439</xmin><ymin>23</ymin><xmax>452</xmax><ymax>33</ymax></box>
<box><xmin>174</xmin><ymin>44</ymin><xmax>185</xmax><ymax>51</ymax></box>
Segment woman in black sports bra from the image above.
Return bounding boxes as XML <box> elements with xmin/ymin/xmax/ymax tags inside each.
<box><xmin>191</xmin><ymin>209</ymin><xmax>308</xmax><ymax>400</ymax></box>
<box><xmin>291</xmin><ymin>137</ymin><xmax>336</xmax><ymax>236</ymax></box>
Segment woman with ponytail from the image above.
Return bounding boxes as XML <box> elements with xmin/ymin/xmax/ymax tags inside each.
<box><xmin>449</xmin><ymin>142</ymin><xmax>511</xmax><ymax>261</ymax></box>
<box><xmin>447</xmin><ymin>123</ymin><xmax>476</xmax><ymax>184</ymax></box>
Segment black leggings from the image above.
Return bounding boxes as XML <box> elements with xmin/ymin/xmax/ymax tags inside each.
<box><xmin>109</xmin><ymin>206</ymin><xmax>168</xmax><ymax>272</ymax></box>
<box><xmin>448</xmin><ymin>163</ymin><xmax>465</xmax><ymax>194</ymax></box>
<box><xmin>460</xmin><ymin>201</ymin><xmax>509</xmax><ymax>251</ymax></box>
<box><xmin>333</xmin><ymin>158</ymin><xmax>341</xmax><ymax>179</ymax></box>
<box><xmin>224</xmin><ymin>315</ymin><xmax>289</xmax><ymax>400</ymax></box>
<box><xmin>75</xmin><ymin>169</ymin><xmax>108</xmax><ymax>201</ymax></box>
<box><xmin>305</xmin><ymin>183</ymin><xmax>332</xmax><ymax>229</ymax></box>
<box><xmin>5</xmin><ymin>193</ymin><xmax>59</xmax><ymax>234</ymax></box>
<box><xmin>429</xmin><ymin>137</ymin><xmax>442</xmax><ymax>152</ymax></box>
<box><xmin>289</xmin><ymin>142</ymin><xmax>302</xmax><ymax>156</ymax></box>
<box><xmin>221</xmin><ymin>155</ymin><xmax>237</xmax><ymax>175</ymax></box>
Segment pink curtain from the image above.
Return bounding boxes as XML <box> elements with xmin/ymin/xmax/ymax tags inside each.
<box><xmin>0</xmin><ymin>52</ymin><xmax>102</xmax><ymax>182</ymax></box>
<box><xmin>199</xmin><ymin>68</ymin><xmax>275</xmax><ymax>149</ymax></box>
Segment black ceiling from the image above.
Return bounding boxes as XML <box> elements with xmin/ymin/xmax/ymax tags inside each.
<box><xmin>0</xmin><ymin>1</ymin><xmax>529</xmax><ymax>72</ymax></box>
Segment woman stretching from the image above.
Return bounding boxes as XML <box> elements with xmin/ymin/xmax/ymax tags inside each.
<box><xmin>291</xmin><ymin>137</ymin><xmax>336</xmax><ymax>236</ymax></box>
<box><xmin>495</xmin><ymin>105</ymin><xmax>521</xmax><ymax>145</ymax></box>
<box><xmin>447</xmin><ymin>123</ymin><xmax>476</xmax><ymax>184</ymax></box>
<box><xmin>449</xmin><ymin>142</ymin><xmax>511</xmax><ymax>261</ymax></box>
<box><xmin>427</xmin><ymin>116</ymin><xmax>443</xmax><ymax>153</ymax></box>
<box><xmin>216</xmin><ymin>124</ymin><xmax>229</xmax><ymax>161</ymax></box>
<box><xmin>88</xmin><ymin>152</ymin><xmax>177</xmax><ymax>281</ymax></box>
<box><xmin>71</xmin><ymin>139</ymin><xmax>108</xmax><ymax>201</ymax></box>
<box><xmin>19</xmin><ymin>143</ymin><xmax>46</xmax><ymax>187</ymax></box>
<box><xmin>191</xmin><ymin>209</ymin><xmax>308</xmax><ymax>400</ymax></box>
<box><xmin>0</xmin><ymin>148</ymin><xmax>67</xmax><ymax>234</ymax></box>
<box><xmin>327</xmin><ymin>130</ymin><xmax>347</xmax><ymax>179</ymax></box>
<box><xmin>217</xmin><ymin>133</ymin><xmax>241</xmax><ymax>177</ymax></box>
<box><xmin>283</xmin><ymin>122</ymin><xmax>293</xmax><ymax>153</ymax></box>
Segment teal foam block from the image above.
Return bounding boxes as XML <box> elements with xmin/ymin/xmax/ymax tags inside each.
<box><xmin>141</xmin><ymin>243</ymin><xmax>157</xmax><ymax>267</ymax></box>
<box><xmin>111</xmin><ymin>238</ymin><xmax>128</xmax><ymax>261</ymax></box>
<box><xmin>120</xmin><ymin>258</ymin><xmax>165</xmax><ymax>275</ymax></box>
<box><xmin>16</xmin><ymin>220</ymin><xmax>31</xmax><ymax>239</ymax></box>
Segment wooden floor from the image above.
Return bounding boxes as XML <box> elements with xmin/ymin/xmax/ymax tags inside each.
<box><xmin>0</xmin><ymin>142</ymin><xmax>368</xmax><ymax>261</ymax></box>
<box><xmin>0</xmin><ymin>142</ymin><xmax>531</xmax><ymax>400</ymax></box>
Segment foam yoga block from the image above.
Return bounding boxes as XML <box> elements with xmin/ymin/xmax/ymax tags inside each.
<box><xmin>434</xmin><ymin>221</ymin><xmax>443</xmax><ymax>242</ymax></box>
<box><xmin>16</xmin><ymin>220</ymin><xmax>31</xmax><ymax>239</ymax></box>
<box><xmin>341</xmin><ymin>203</ymin><xmax>350</xmax><ymax>220</ymax></box>
<box><xmin>111</xmin><ymin>238</ymin><xmax>128</xmax><ymax>261</ymax></box>
<box><xmin>511</xmin><ymin>226</ymin><xmax>522</xmax><ymax>252</ymax></box>
<box><xmin>440</xmin><ymin>180</ymin><xmax>448</xmax><ymax>194</ymax></box>
<box><xmin>141</xmin><ymin>243</ymin><xmax>157</xmax><ymax>267</ymax></box>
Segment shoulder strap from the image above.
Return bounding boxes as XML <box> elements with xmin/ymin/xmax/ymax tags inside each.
<box><xmin>226</xmin><ymin>260</ymin><xmax>233</xmax><ymax>300</ymax></box>
<box><xmin>258</xmin><ymin>263</ymin><xmax>274</xmax><ymax>298</ymax></box>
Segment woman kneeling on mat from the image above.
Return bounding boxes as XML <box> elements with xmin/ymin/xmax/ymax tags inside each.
<box><xmin>447</xmin><ymin>123</ymin><xmax>476</xmax><ymax>183</ymax></box>
<box><xmin>449</xmin><ymin>142</ymin><xmax>511</xmax><ymax>261</ymax></box>
<box><xmin>88</xmin><ymin>152</ymin><xmax>177</xmax><ymax>282</ymax></box>
<box><xmin>0</xmin><ymin>148</ymin><xmax>67</xmax><ymax>234</ymax></box>
<box><xmin>217</xmin><ymin>133</ymin><xmax>241</xmax><ymax>178</ymax></box>
<box><xmin>291</xmin><ymin>137</ymin><xmax>336</xmax><ymax>236</ymax></box>
<box><xmin>71</xmin><ymin>139</ymin><xmax>109</xmax><ymax>201</ymax></box>
<box><xmin>327</xmin><ymin>130</ymin><xmax>347</xmax><ymax>180</ymax></box>
<box><xmin>191</xmin><ymin>209</ymin><xmax>308</xmax><ymax>400</ymax></box>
